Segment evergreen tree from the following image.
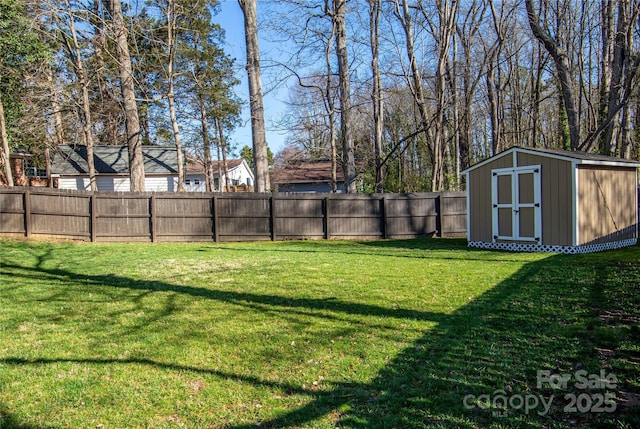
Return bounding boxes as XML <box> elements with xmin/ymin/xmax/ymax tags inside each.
<box><xmin>0</xmin><ymin>0</ymin><xmax>47</xmax><ymax>185</ymax></box>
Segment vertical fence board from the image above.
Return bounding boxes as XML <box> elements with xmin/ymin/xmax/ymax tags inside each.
<box><xmin>150</xmin><ymin>195</ymin><xmax>156</xmax><ymax>243</ymax></box>
<box><xmin>0</xmin><ymin>191</ymin><xmax>25</xmax><ymax>234</ymax></box>
<box><xmin>90</xmin><ymin>195</ymin><xmax>97</xmax><ymax>242</ymax></box>
<box><xmin>324</xmin><ymin>197</ymin><xmax>330</xmax><ymax>240</ymax></box>
<box><xmin>270</xmin><ymin>197</ymin><xmax>276</xmax><ymax>241</ymax></box>
<box><xmin>212</xmin><ymin>196</ymin><xmax>219</xmax><ymax>242</ymax></box>
<box><xmin>381</xmin><ymin>197</ymin><xmax>387</xmax><ymax>239</ymax></box>
<box><xmin>23</xmin><ymin>190</ymin><xmax>31</xmax><ymax>237</ymax></box>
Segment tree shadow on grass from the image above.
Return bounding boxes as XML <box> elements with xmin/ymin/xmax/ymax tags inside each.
<box><xmin>202</xmin><ymin>237</ymin><xmax>530</xmax><ymax>264</ymax></box>
<box><xmin>1</xmin><ymin>241</ymin><xmax>638</xmax><ymax>428</ymax></box>
<box><xmin>219</xmin><ymin>249</ymin><xmax>639</xmax><ymax>428</ymax></box>
<box><xmin>0</xmin><ymin>406</ymin><xmax>58</xmax><ymax>429</ymax></box>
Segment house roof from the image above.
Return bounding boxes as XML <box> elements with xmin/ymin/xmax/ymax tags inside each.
<box><xmin>51</xmin><ymin>145</ymin><xmax>183</xmax><ymax>175</ymax></box>
<box><xmin>271</xmin><ymin>160</ymin><xmax>349</xmax><ymax>184</ymax></box>
<box><xmin>186</xmin><ymin>158</ymin><xmax>246</xmax><ymax>175</ymax></box>
<box><xmin>463</xmin><ymin>146</ymin><xmax>640</xmax><ymax>173</ymax></box>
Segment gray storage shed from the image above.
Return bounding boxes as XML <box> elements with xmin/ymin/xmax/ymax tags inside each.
<box><xmin>463</xmin><ymin>146</ymin><xmax>640</xmax><ymax>253</ymax></box>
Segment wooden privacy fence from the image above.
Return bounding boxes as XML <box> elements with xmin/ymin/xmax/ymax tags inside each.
<box><xmin>0</xmin><ymin>188</ymin><xmax>467</xmax><ymax>242</ymax></box>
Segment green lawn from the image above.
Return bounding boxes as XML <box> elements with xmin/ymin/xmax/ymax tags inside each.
<box><xmin>0</xmin><ymin>238</ymin><xmax>638</xmax><ymax>428</ymax></box>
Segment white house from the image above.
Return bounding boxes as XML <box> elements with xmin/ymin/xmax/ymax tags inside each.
<box><xmin>51</xmin><ymin>145</ymin><xmax>184</xmax><ymax>192</ymax></box>
<box><xmin>185</xmin><ymin>158</ymin><xmax>254</xmax><ymax>192</ymax></box>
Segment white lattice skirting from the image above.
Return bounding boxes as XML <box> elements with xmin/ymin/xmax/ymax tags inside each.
<box><xmin>468</xmin><ymin>238</ymin><xmax>638</xmax><ymax>254</ymax></box>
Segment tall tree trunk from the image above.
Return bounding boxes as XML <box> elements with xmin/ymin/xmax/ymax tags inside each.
<box><xmin>430</xmin><ymin>0</ymin><xmax>458</xmax><ymax>191</ymax></box>
<box><xmin>620</xmin><ymin>99</ymin><xmax>632</xmax><ymax>159</ymax></box>
<box><xmin>329</xmin><ymin>112</ymin><xmax>337</xmax><ymax>193</ymax></box>
<box><xmin>325</xmin><ymin>29</ymin><xmax>338</xmax><ymax>193</ymax></box>
<box><xmin>368</xmin><ymin>0</ymin><xmax>384</xmax><ymax>193</ymax></box>
<box><xmin>63</xmin><ymin>0</ymin><xmax>97</xmax><ymax>191</ymax></box>
<box><xmin>530</xmin><ymin>45</ymin><xmax>546</xmax><ymax>147</ymax></box>
<box><xmin>44</xmin><ymin>64</ymin><xmax>63</xmax><ymax>188</ymax></box>
<box><xmin>447</xmin><ymin>31</ymin><xmax>460</xmax><ymax>190</ymax></box>
<box><xmin>91</xmin><ymin>0</ymin><xmax>118</xmax><ymax>145</ymax></box>
<box><xmin>603</xmin><ymin>0</ymin><xmax>630</xmax><ymax>155</ymax></box>
<box><xmin>216</xmin><ymin>144</ymin><xmax>223</xmax><ymax>191</ymax></box>
<box><xmin>486</xmin><ymin>61</ymin><xmax>500</xmax><ymax>155</ymax></box>
<box><xmin>216</xmin><ymin>117</ymin><xmax>231</xmax><ymax>192</ymax></box>
<box><xmin>198</xmin><ymin>95</ymin><xmax>214</xmax><ymax>192</ymax></box>
<box><xmin>525</xmin><ymin>0</ymin><xmax>580</xmax><ymax>151</ymax></box>
<box><xmin>106</xmin><ymin>0</ymin><xmax>144</xmax><ymax>191</ymax></box>
<box><xmin>238</xmin><ymin>0</ymin><xmax>270</xmax><ymax>192</ymax></box>
<box><xmin>44</xmin><ymin>146</ymin><xmax>52</xmax><ymax>187</ymax></box>
<box><xmin>333</xmin><ymin>0</ymin><xmax>357</xmax><ymax>193</ymax></box>
<box><xmin>485</xmin><ymin>0</ymin><xmax>504</xmax><ymax>154</ymax></box>
<box><xmin>165</xmin><ymin>0</ymin><xmax>185</xmax><ymax>191</ymax></box>
<box><xmin>319</xmin><ymin>3</ymin><xmax>338</xmax><ymax>193</ymax></box>
<box><xmin>598</xmin><ymin>0</ymin><xmax>615</xmax><ymax>153</ymax></box>
<box><xmin>140</xmin><ymin>102</ymin><xmax>151</xmax><ymax>145</ymax></box>
<box><xmin>394</xmin><ymin>0</ymin><xmax>435</xmax><ymax>188</ymax></box>
<box><xmin>45</xmin><ymin>64</ymin><xmax>65</xmax><ymax>148</ymax></box>
<box><xmin>635</xmin><ymin>100</ymin><xmax>640</xmax><ymax>160</ymax></box>
<box><xmin>456</xmin><ymin>0</ymin><xmax>487</xmax><ymax>173</ymax></box>
<box><xmin>0</xmin><ymin>95</ymin><xmax>13</xmax><ymax>186</ymax></box>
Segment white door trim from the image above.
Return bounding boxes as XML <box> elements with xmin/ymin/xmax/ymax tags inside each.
<box><xmin>491</xmin><ymin>165</ymin><xmax>542</xmax><ymax>243</ymax></box>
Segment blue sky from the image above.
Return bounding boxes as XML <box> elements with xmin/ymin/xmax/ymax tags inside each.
<box><xmin>212</xmin><ymin>1</ymin><xmax>290</xmax><ymax>156</ymax></box>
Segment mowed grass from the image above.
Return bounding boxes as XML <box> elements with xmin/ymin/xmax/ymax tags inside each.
<box><xmin>0</xmin><ymin>238</ymin><xmax>638</xmax><ymax>428</ymax></box>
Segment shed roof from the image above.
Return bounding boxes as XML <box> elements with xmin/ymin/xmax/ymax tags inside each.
<box><xmin>51</xmin><ymin>145</ymin><xmax>183</xmax><ymax>175</ymax></box>
<box><xmin>463</xmin><ymin>146</ymin><xmax>640</xmax><ymax>173</ymax></box>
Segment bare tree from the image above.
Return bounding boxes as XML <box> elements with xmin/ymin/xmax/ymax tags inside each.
<box><xmin>590</xmin><ymin>0</ymin><xmax>640</xmax><ymax>155</ymax></box>
<box><xmin>264</xmin><ymin>1</ymin><xmax>340</xmax><ymax>192</ymax></box>
<box><xmin>159</xmin><ymin>0</ymin><xmax>186</xmax><ymax>191</ymax></box>
<box><xmin>455</xmin><ymin>0</ymin><xmax>489</xmax><ymax>170</ymax></box>
<box><xmin>45</xmin><ymin>63</ymin><xmax>65</xmax><ymax>148</ymax></box>
<box><xmin>56</xmin><ymin>0</ymin><xmax>97</xmax><ymax>190</ymax></box>
<box><xmin>332</xmin><ymin>0</ymin><xmax>357</xmax><ymax>193</ymax></box>
<box><xmin>525</xmin><ymin>0</ymin><xmax>580</xmax><ymax>150</ymax></box>
<box><xmin>238</xmin><ymin>0</ymin><xmax>270</xmax><ymax>192</ymax></box>
<box><xmin>392</xmin><ymin>0</ymin><xmax>437</xmax><ymax>189</ymax></box>
<box><xmin>0</xmin><ymin>96</ymin><xmax>12</xmax><ymax>186</ymax></box>
<box><xmin>368</xmin><ymin>0</ymin><xmax>384</xmax><ymax>193</ymax></box>
<box><xmin>419</xmin><ymin>0</ymin><xmax>458</xmax><ymax>191</ymax></box>
<box><xmin>325</xmin><ymin>28</ymin><xmax>338</xmax><ymax>193</ymax></box>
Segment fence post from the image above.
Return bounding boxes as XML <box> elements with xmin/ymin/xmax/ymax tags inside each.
<box><xmin>212</xmin><ymin>195</ymin><xmax>219</xmax><ymax>242</ymax></box>
<box><xmin>90</xmin><ymin>194</ymin><xmax>97</xmax><ymax>242</ymax></box>
<box><xmin>23</xmin><ymin>189</ymin><xmax>31</xmax><ymax>237</ymax></box>
<box><xmin>381</xmin><ymin>197</ymin><xmax>388</xmax><ymax>239</ymax></box>
<box><xmin>435</xmin><ymin>194</ymin><xmax>442</xmax><ymax>238</ymax></box>
<box><xmin>270</xmin><ymin>196</ymin><xmax>277</xmax><ymax>241</ymax></box>
<box><xmin>324</xmin><ymin>196</ymin><xmax>331</xmax><ymax>240</ymax></box>
<box><xmin>150</xmin><ymin>195</ymin><xmax>157</xmax><ymax>243</ymax></box>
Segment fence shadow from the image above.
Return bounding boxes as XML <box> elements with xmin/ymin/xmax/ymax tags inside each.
<box><xmin>1</xmin><ymin>241</ymin><xmax>636</xmax><ymax>428</ymax></box>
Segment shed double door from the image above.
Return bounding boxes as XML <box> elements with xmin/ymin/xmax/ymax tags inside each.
<box><xmin>491</xmin><ymin>166</ymin><xmax>541</xmax><ymax>242</ymax></box>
